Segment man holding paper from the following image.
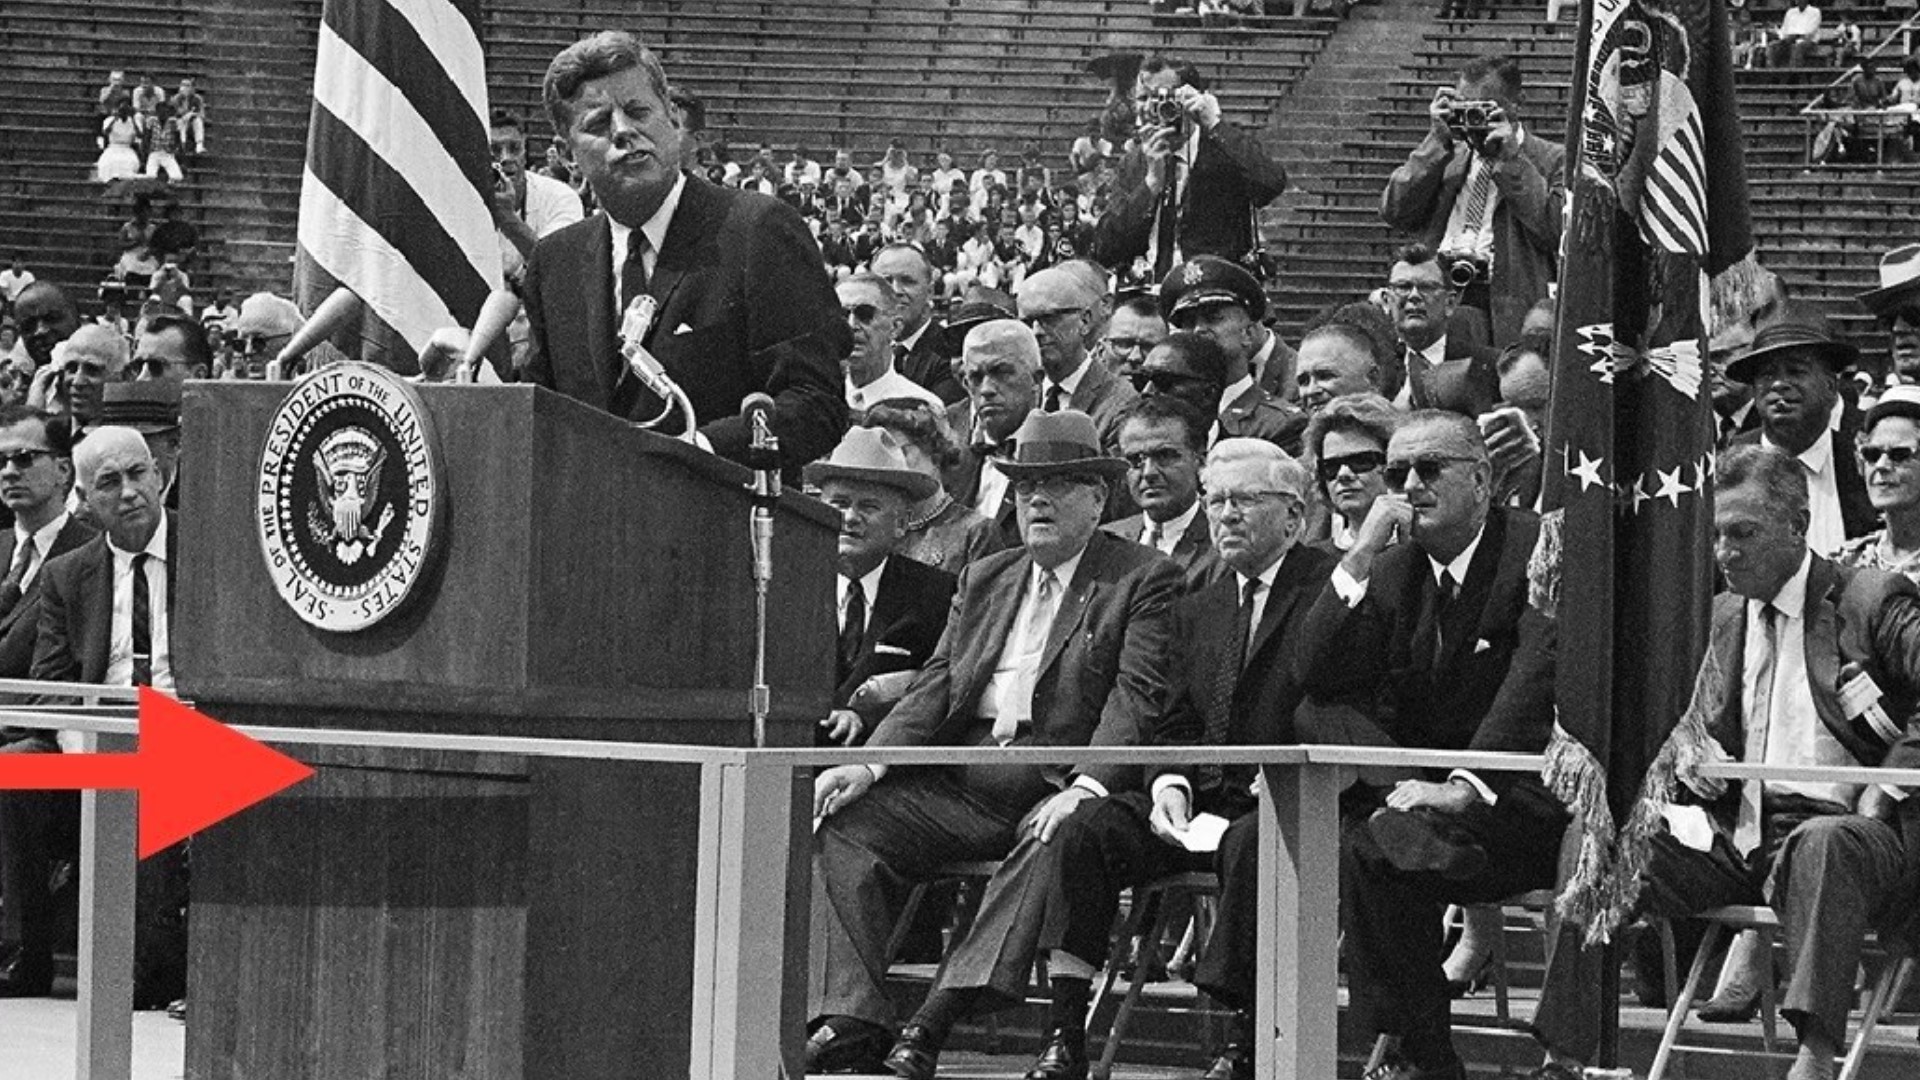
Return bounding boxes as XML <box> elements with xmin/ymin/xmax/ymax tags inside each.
<box><xmin>1525</xmin><ymin>444</ymin><xmax>1920</xmax><ymax>1080</ymax></box>
<box><xmin>879</xmin><ymin>438</ymin><xmax>1334</xmax><ymax>1080</ymax></box>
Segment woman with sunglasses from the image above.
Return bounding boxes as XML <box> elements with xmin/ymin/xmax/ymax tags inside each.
<box><xmin>860</xmin><ymin>397</ymin><xmax>1006</xmax><ymax>575</ymax></box>
<box><xmin>1837</xmin><ymin>384</ymin><xmax>1920</xmax><ymax>581</ymax></box>
<box><xmin>1302</xmin><ymin>392</ymin><xmax>1400</xmax><ymax>551</ymax></box>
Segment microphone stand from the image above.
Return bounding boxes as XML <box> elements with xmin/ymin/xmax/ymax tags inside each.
<box><xmin>746</xmin><ymin>410</ymin><xmax>780</xmax><ymax>749</ymax></box>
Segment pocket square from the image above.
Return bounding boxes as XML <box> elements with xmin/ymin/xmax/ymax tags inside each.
<box><xmin>873</xmin><ymin>643</ymin><xmax>912</xmax><ymax>656</ymax></box>
<box><xmin>1473</xmin><ymin>639</ymin><xmax>1491</xmax><ymax>654</ymax></box>
<box><xmin>673</xmin><ymin>322</ymin><xmax>694</xmax><ymax>335</ymax></box>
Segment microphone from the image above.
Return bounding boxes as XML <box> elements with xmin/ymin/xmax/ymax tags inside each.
<box><xmin>741</xmin><ymin>393</ymin><xmax>780</xmax><ymax>585</ymax></box>
<box><xmin>618</xmin><ymin>295</ymin><xmax>700</xmax><ymax>439</ymax></box>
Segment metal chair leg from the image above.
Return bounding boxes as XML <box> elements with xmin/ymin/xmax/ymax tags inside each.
<box><xmin>1650</xmin><ymin>921</ymin><xmax>1726</xmax><ymax>1080</ymax></box>
<box><xmin>1838</xmin><ymin>956</ymin><xmax>1915</xmax><ymax>1080</ymax></box>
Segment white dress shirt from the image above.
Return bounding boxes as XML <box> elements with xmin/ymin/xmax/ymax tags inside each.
<box><xmin>1394</xmin><ymin>336</ymin><xmax>1449</xmax><ymax>410</ymax></box>
<box><xmin>1745</xmin><ymin>552</ymin><xmax>1861</xmax><ymax>809</ymax></box>
<box><xmin>1043</xmin><ymin>356</ymin><xmax>1094</xmax><ymax>409</ymax></box>
<box><xmin>982</xmin><ymin>550</ymin><xmax>1085</xmax><ymax>727</ymax></box>
<box><xmin>1142</xmin><ymin>501</ymin><xmax>1201</xmax><ymax>556</ymax></box>
<box><xmin>1762</xmin><ymin>403</ymin><xmax>1845</xmax><ymax>556</ymax></box>
<box><xmin>848</xmin><ymin>367</ymin><xmax>945</xmax><ymax>413</ymax></box>
<box><xmin>605</xmin><ymin>171</ymin><xmax>688</xmax><ymax>308</ymax></box>
<box><xmin>105</xmin><ymin>513</ymin><xmax>173</xmax><ymax>692</ymax></box>
<box><xmin>837</xmin><ymin>557</ymin><xmax>888</xmax><ymax>640</ymax></box>
<box><xmin>10</xmin><ymin>511</ymin><xmax>69</xmax><ymax>593</ymax></box>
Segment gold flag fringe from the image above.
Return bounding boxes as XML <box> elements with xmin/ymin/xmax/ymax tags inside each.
<box><xmin>1707</xmin><ymin>250</ymin><xmax>1775</xmax><ymax>341</ymax></box>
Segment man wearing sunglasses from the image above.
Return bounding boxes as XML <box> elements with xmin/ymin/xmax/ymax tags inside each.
<box><xmin>1857</xmin><ymin>243</ymin><xmax>1920</xmax><ymax>388</ymax></box>
<box><xmin>1299</xmin><ymin>410</ymin><xmax>1565</xmax><ymax>1080</ymax></box>
<box><xmin>131</xmin><ymin>313</ymin><xmax>212</xmax><ymax>384</ymax></box>
<box><xmin>837</xmin><ymin>276</ymin><xmax>944</xmax><ymax>414</ymax></box>
<box><xmin>1134</xmin><ymin>331</ymin><xmax>1303</xmax><ymax>456</ymax></box>
<box><xmin>1725</xmin><ymin>309</ymin><xmax>1875</xmax><ymax>556</ymax></box>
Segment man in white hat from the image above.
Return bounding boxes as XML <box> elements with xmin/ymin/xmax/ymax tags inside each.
<box><xmin>1857</xmin><ymin>242</ymin><xmax>1920</xmax><ymax>387</ymax></box>
<box><xmin>804</xmin><ymin>409</ymin><xmax>1180</xmax><ymax>1074</ymax></box>
<box><xmin>803</xmin><ymin>427</ymin><xmax>956</xmax><ymax>747</ymax></box>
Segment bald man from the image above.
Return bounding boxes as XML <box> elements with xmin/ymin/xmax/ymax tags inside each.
<box><xmin>1016</xmin><ymin>266</ymin><xmax>1137</xmax><ymax>452</ymax></box>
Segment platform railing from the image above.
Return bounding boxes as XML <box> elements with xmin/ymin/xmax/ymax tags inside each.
<box><xmin>4</xmin><ymin>686</ymin><xmax>1915</xmax><ymax>1080</ymax></box>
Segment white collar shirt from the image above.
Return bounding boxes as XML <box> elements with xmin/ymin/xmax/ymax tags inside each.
<box><xmin>105</xmin><ymin>512</ymin><xmax>173</xmax><ymax>692</ymax></box>
<box><xmin>11</xmin><ymin>511</ymin><xmax>69</xmax><ymax>593</ymax></box>
<box><xmin>1745</xmin><ymin>552</ymin><xmax>1859</xmax><ymax>808</ymax></box>
<box><xmin>837</xmin><ymin>557</ymin><xmax>889</xmax><ymax>638</ymax></box>
<box><xmin>982</xmin><ymin>548</ymin><xmax>1087</xmax><ymax>725</ymax></box>
<box><xmin>605</xmin><ymin>171</ymin><xmax>688</xmax><ymax>307</ymax></box>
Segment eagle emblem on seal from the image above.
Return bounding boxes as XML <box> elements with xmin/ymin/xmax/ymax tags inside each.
<box><xmin>306</xmin><ymin>426</ymin><xmax>394</xmax><ymax>565</ymax></box>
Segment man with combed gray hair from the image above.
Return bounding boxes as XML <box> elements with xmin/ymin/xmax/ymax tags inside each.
<box><xmin>878</xmin><ymin>436</ymin><xmax>1334</xmax><ymax>1080</ymax></box>
<box><xmin>46</xmin><ymin>323</ymin><xmax>129</xmax><ymax>429</ymax></box>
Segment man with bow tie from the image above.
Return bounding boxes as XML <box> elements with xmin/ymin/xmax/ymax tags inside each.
<box><xmin>944</xmin><ymin>320</ymin><xmax>1044</xmax><ymax>548</ymax></box>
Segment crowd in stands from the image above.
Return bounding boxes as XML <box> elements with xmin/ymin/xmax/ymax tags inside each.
<box><xmin>92</xmin><ymin>70</ymin><xmax>206</xmax><ymax>184</ymax></box>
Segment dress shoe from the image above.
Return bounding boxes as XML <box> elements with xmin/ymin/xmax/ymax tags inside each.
<box><xmin>1022</xmin><ymin>1028</ymin><xmax>1089</xmax><ymax>1080</ymax></box>
<box><xmin>1367</xmin><ymin>808</ymin><xmax>1488</xmax><ymax>880</ymax></box>
<box><xmin>805</xmin><ymin>1017</ymin><xmax>889</xmax><ymax>1074</ymax></box>
<box><xmin>1201</xmin><ymin>1042</ymin><xmax>1252</xmax><ymax>1080</ymax></box>
<box><xmin>1696</xmin><ymin>986</ymin><xmax>1761</xmax><ymax>1023</ymax></box>
<box><xmin>0</xmin><ymin>948</ymin><xmax>54</xmax><ymax>997</ymax></box>
<box><xmin>883</xmin><ymin>1024</ymin><xmax>940</xmax><ymax>1080</ymax></box>
<box><xmin>1446</xmin><ymin>953</ymin><xmax>1496</xmax><ymax>998</ymax></box>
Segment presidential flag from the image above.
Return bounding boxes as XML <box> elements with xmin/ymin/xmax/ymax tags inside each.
<box><xmin>1538</xmin><ymin>0</ymin><xmax>1772</xmax><ymax>941</ymax></box>
<box><xmin>294</xmin><ymin>0</ymin><xmax>503</xmax><ymax>369</ymax></box>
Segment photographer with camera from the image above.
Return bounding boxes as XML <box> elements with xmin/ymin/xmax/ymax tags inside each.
<box><xmin>1381</xmin><ymin>56</ymin><xmax>1564</xmax><ymax>350</ymax></box>
<box><xmin>1093</xmin><ymin>56</ymin><xmax>1288</xmax><ymax>285</ymax></box>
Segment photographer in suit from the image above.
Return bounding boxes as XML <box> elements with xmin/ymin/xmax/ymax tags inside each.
<box><xmin>1381</xmin><ymin>56</ymin><xmax>1564</xmax><ymax>349</ymax></box>
<box><xmin>1094</xmin><ymin>57</ymin><xmax>1288</xmax><ymax>283</ymax></box>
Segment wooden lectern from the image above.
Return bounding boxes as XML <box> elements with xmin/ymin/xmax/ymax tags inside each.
<box><xmin>173</xmin><ymin>382</ymin><xmax>835</xmax><ymax>1079</ymax></box>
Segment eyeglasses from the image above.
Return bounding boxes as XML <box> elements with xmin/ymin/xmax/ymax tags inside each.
<box><xmin>842</xmin><ymin>303</ymin><xmax>881</xmax><ymax>325</ymax></box>
<box><xmin>1129</xmin><ymin>370</ymin><xmax>1207</xmax><ymax>394</ymax></box>
<box><xmin>1122</xmin><ymin>447</ymin><xmax>1190</xmax><ymax>471</ymax></box>
<box><xmin>1203</xmin><ymin>490</ymin><xmax>1293</xmax><ymax>513</ymax></box>
<box><xmin>0</xmin><ymin>449</ymin><xmax>52</xmax><ymax>470</ymax></box>
<box><xmin>1316</xmin><ymin>450</ymin><xmax>1387</xmax><ymax>484</ymax></box>
<box><xmin>1860</xmin><ymin>445</ymin><xmax>1920</xmax><ymax>467</ymax></box>
<box><xmin>1105</xmin><ymin>337</ymin><xmax>1154</xmax><ymax>356</ymax></box>
<box><xmin>1013</xmin><ymin>475</ymin><xmax>1095</xmax><ymax>499</ymax></box>
<box><xmin>1021</xmin><ymin>308</ymin><xmax>1085</xmax><ymax>329</ymax></box>
<box><xmin>130</xmin><ymin>357</ymin><xmax>184</xmax><ymax>378</ymax></box>
<box><xmin>1386</xmin><ymin>281</ymin><xmax>1449</xmax><ymax>297</ymax></box>
<box><xmin>1383</xmin><ymin>455</ymin><xmax>1477</xmax><ymax>490</ymax></box>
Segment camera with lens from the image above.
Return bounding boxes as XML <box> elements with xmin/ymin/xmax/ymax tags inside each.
<box><xmin>1142</xmin><ymin>86</ymin><xmax>1186</xmax><ymax>132</ymax></box>
<box><xmin>1440</xmin><ymin>251</ymin><xmax>1488</xmax><ymax>289</ymax></box>
<box><xmin>1439</xmin><ymin>97</ymin><xmax>1504</xmax><ymax>147</ymax></box>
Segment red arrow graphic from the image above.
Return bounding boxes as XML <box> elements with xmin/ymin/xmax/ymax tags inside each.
<box><xmin>0</xmin><ymin>687</ymin><xmax>314</xmax><ymax>858</ymax></box>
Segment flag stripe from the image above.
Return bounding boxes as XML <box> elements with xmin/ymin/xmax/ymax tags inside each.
<box><xmin>310</xmin><ymin>24</ymin><xmax>499</xmax><ymax>308</ymax></box>
<box><xmin>318</xmin><ymin>2</ymin><xmax>491</xmax><ymax>215</ymax></box>
<box><xmin>306</xmin><ymin>105</ymin><xmax>492</xmax><ymax>329</ymax></box>
<box><xmin>299</xmin><ymin>169</ymin><xmax>459</xmax><ymax>353</ymax></box>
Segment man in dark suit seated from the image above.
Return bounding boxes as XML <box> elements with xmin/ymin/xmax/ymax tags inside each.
<box><xmin>872</xmin><ymin>243</ymin><xmax>965</xmax><ymax>405</ymax></box>
<box><xmin>0</xmin><ymin>428</ymin><xmax>183</xmax><ymax>1005</ymax></box>
<box><xmin>1727</xmin><ymin>309</ymin><xmax>1875</xmax><ymax>555</ymax></box>
<box><xmin>805</xmin><ymin>427</ymin><xmax>958</xmax><ymax>747</ymax></box>
<box><xmin>944</xmin><ymin>320</ymin><xmax>1043</xmax><ymax>549</ymax></box>
<box><xmin>880</xmin><ymin>438</ymin><xmax>1336</xmax><ymax>1080</ymax></box>
<box><xmin>803</xmin><ymin>410</ymin><xmax>1180</xmax><ymax>1074</ymax></box>
<box><xmin>1383</xmin><ymin>243</ymin><xmax>1501</xmax><ymax>417</ymax></box>
<box><xmin>520</xmin><ymin>31</ymin><xmax>850</xmax><ymax>472</ymax></box>
<box><xmin>0</xmin><ymin>407</ymin><xmax>93</xmax><ymax>997</ymax></box>
<box><xmin>1524</xmin><ymin>446</ymin><xmax>1920</xmax><ymax>1080</ymax></box>
<box><xmin>1015</xmin><ymin>268</ymin><xmax>1137</xmax><ymax>454</ymax></box>
<box><xmin>1102</xmin><ymin>395</ymin><xmax>1226</xmax><ymax>594</ymax></box>
<box><xmin>1298</xmin><ymin>410</ymin><xmax>1565</xmax><ymax>1080</ymax></box>
<box><xmin>1159</xmin><ymin>257</ymin><xmax>1306</xmax><ymax>451</ymax></box>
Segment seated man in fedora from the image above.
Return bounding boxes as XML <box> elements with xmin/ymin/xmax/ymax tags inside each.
<box><xmin>1727</xmin><ymin>306</ymin><xmax>1875</xmax><ymax>555</ymax></box>
<box><xmin>803</xmin><ymin>427</ymin><xmax>958</xmax><ymax>747</ymax></box>
<box><xmin>803</xmin><ymin>409</ymin><xmax>1182</xmax><ymax>1074</ymax></box>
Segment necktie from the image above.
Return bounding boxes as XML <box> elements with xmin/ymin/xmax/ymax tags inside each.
<box><xmin>1405</xmin><ymin>347</ymin><xmax>1432</xmax><ymax>408</ymax></box>
<box><xmin>1234</xmin><ymin>577</ymin><xmax>1261</xmax><ymax>670</ymax></box>
<box><xmin>1143</xmin><ymin>519</ymin><xmax>1164</xmax><ymax>550</ymax></box>
<box><xmin>1457</xmin><ymin>158</ymin><xmax>1496</xmax><ymax>246</ymax></box>
<box><xmin>131</xmin><ymin>552</ymin><xmax>153</xmax><ymax>687</ymax></box>
<box><xmin>620</xmin><ymin>229</ymin><xmax>651</xmax><ymax>312</ymax></box>
<box><xmin>993</xmin><ymin>570</ymin><xmax>1059</xmax><ymax>745</ymax></box>
<box><xmin>1432</xmin><ymin>570</ymin><xmax>1458</xmax><ymax>666</ymax></box>
<box><xmin>1153</xmin><ymin>153</ymin><xmax>1182</xmax><ymax>280</ymax></box>
<box><xmin>838</xmin><ymin>578</ymin><xmax>867</xmax><ymax>676</ymax></box>
<box><xmin>1205</xmin><ymin>577</ymin><xmax>1262</xmax><ymax>782</ymax></box>
<box><xmin>1735</xmin><ymin>604</ymin><xmax>1779</xmax><ymax>858</ymax></box>
<box><xmin>0</xmin><ymin>539</ymin><xmax>32</xmax><ymax>619</ymax></box>
<box><xmin>892</xmin><ymin>342</ymin><xmax>911</xmax><ymax>374</ymax></box>
<box><xmin>1044</xmin><ymin>384</ymin><xmax>1064</xmax><ymax>413</ymax></box>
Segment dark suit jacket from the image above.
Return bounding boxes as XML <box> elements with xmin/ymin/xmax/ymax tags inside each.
<box><xmin>1102</xmin><ymin>508</ymin><xmax>1226</xmax><ymax>594</ymax></box>
<box><xmin>1095</xmin><ymin>121</ymin><xmax>1288</xmax><ymax>270</ymax></box>
<box><xmin>0</xmin><ymin>517</ymin><xmax>96</xmax><ymax>681</ymax></box>
<box><xmin>943</xmin><ymin>398</ymin><xmax>1025</xmax><ymax>549</ymax></box>
<box><xmin>1684</xmin><ymin>557</ymin><xmax>1920</xmax><ymax>836</ymax></box>
<box><xmin>1394</xmin><ymin>337</ymin><xmax>1503</xmax><ymax>418</ymax></box>
<box><xmin>867</xmin><ymin>530</ymin><xmax>1181</xmax><ymax>802</ymax></box>
<box><xmin>1381</xmin><ymin>132</ymin><xmax>1565</xmax><ymax>347</ymax></box>
<box><xmin>1064</xmin><ymin>358</ymin><xmax>1138</xmax><ymax>454</ymax></box>
<box><xmin>1219</xmin><ymin>382</ymin><xmax>1307</xmax><ymax>456</ymax></box>
<box><xmin>32</xmin><ymin>521</ymin><xmax>176</xmax><ymax>685</ymax></box>
<box><xmin>522</xmin><ymin>175</ymin><xmax>851</xmax><ymax>472</ymax></box>
<box><xmin>1731</xmin><ymin>425</ymin><xmax>1877</xmax><ymax>542</ymax></box>
<box><xmin>835</xmin><ymin>555</ymin><xmax>957</xmax><ymax>712</ymax></box>
<box><xmin>898</xmin><ymin>319</ymin><xmax>964</xmax><ymax>405</ymax></box>
<box><xmin>1152</xmin><ymin>544</ymin><xmax>1338</xmax><ymax>818</ymax></box>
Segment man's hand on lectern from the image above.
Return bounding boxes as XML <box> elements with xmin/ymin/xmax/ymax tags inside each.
<box><xmin>814</xmin><ymin>763</ymin><xmax>878</xmax><ymax>821</ymax></box>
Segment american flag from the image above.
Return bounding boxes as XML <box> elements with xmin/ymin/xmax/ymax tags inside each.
<box><xmin>294</xmin><ymin>0</ymin><xmax>503</xmax><ymax>368</ymax></box>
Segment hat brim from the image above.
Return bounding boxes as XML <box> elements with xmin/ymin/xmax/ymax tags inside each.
<box><xmin>1856</xmin><ymin>277</ymin><xmax>1920</xmax><ymax>317</ymax></box>
<box><xmin>995</xmin><ymin>456</ymin><xmax>1130</xmax><ymax>482</ymax></box>
<box><xmin>801</xmin><ymin>461</ymin><xmax>939</xmax><ymax>502</ymax></box>
<box><xmin>1725</xmin><ymin>338</ymin><xmax>1859</xmax><ymax>384</ymax></box>
<box><xmin>1169</xmin><ymin>288</ymin><xmax>1266</xmax><ymax>323</ymax></box>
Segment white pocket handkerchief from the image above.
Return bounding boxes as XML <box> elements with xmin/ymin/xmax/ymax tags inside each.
<box><xmin>873</xmin><ymin>643</ymin><xmax>912</xmax><ymax>656</ymax></box>
<box><xmin>673</xmin><ymin>322</ymin><xmax>694</xmax><ymax>335</ymax></box>
<box><xmin>1473</xmin><ymin>638</ymin><xmax>1491</xmax><ymax>654</ymax></box>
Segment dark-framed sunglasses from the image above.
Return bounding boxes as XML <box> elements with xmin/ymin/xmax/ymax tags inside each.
<box><xmin>1383</xmin><ymin>455</ymin><xmax>1476</xmax><ymax>490</ymax></box>
<box><xmin>1317</xmin><ymin>450</ymin><xmax>1387</xmax><ymax>484</ymax></box>
<box><xmin>842</xmin><ymin>303</ymin><xmax>881</xmax><ymax>325</ymax></box>
<box><xmin>1129</xmin><ymin>370</ymin><xmax>1207</xmax><ymax>395</ymax></box>
<box><xmin>0</xmin><ymin>448</ymin><xmax>53</xmax><ymax>470</ymax></box>
<box><xmin>1860</xmin><ymin>445</ymin><xmax>1920</xmax><ymax>467</ymax></box>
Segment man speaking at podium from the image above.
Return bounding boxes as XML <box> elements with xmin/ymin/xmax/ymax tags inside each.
<box><xmin>521</xmin><ymin>31</ymin><xmax>850</xmax><ymax>470</ymax></box>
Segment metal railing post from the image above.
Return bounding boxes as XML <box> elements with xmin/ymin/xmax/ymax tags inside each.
<box><xmin>1254</xmin><ymin>760</ymin><xmax>1342</xmax><ymax>1080</ymax></box>
<box><xmin>74</xmin><ymin>729</ymin><xmax>137</xmax><ymax>1080</ymax></box>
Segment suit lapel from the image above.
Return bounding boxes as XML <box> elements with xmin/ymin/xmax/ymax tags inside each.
<box><xmin>1802</xmin><ymin>557</ymin><xmax>1852</xmax><ymax>743</ymax></box>
<box><xmin>1036</xmin><ymin>538</ymin><xmax>1102</xmax><ymax>680</ymax></box>
<box><xmin>647</xmin><ymin>176</ymin><xmax>717</xmax><ymax>331</ymax></box>
<box><xmin>954</xmin><ymin>555</ymin><xmax>1029</xmax><ymax>707</ymax></box>
<box><xmin>1435</xmin><ymin>511</ymin><xmax>1506</xmax><ymax>670</ymax></box>
<box><xmin>585</xmin><ymin>216</ymin><xmax>620</xmax><ymax>400</ymax></box>
<box><xmin>1070</xmin><ymin>359</ymin><xmax>1111</xmax><ymax>415</ymax></box>
<box><xmin>79</xmin><ymin>539</ymin><xmax>114</xmax><ymax>682</ymax></box>
<box><xmin>1173</xmin><ymin>508</ymin><xmax>1211</xmax><ymax>564</ymax></box>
